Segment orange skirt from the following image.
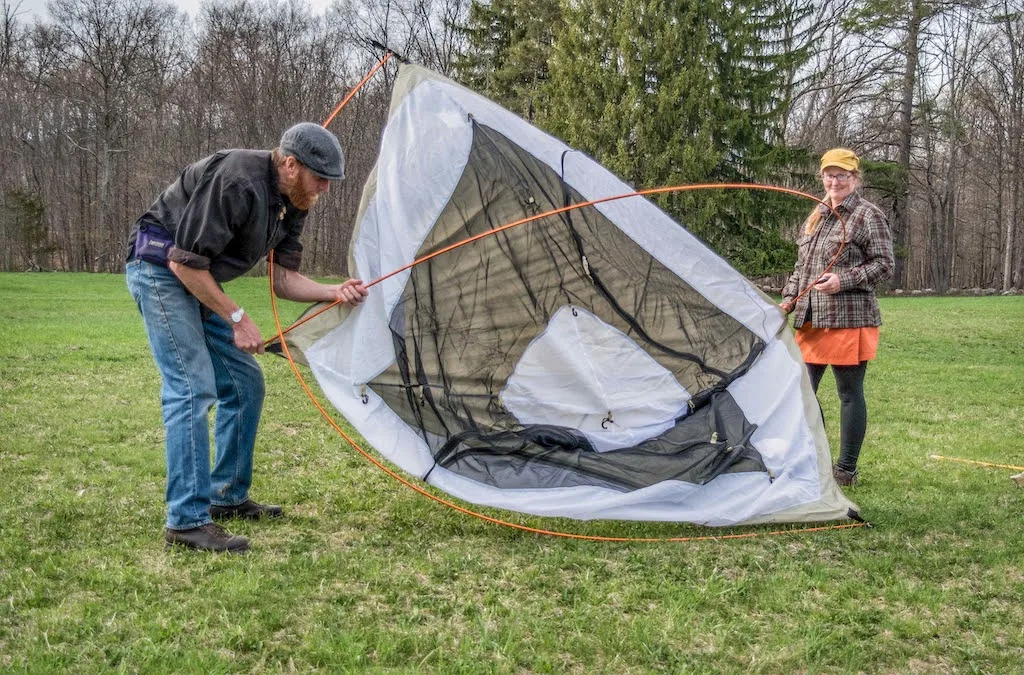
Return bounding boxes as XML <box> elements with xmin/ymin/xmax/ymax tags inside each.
<box><xmin>795</xmin><ymin>324</ymin><xmax>879</xmax><ymax>366</ymax></box>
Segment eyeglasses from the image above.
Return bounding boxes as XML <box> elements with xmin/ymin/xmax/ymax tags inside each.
<box><xmin>822</xmin><ymin>172</ymin><xmax>852</xmax><ymax>183</ymax></box>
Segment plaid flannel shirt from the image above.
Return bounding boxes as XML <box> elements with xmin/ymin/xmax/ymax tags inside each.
<box><xmin>782</xmin><ymin>191</ymin><xmax>893</xmax><ymax>329</ymax></box>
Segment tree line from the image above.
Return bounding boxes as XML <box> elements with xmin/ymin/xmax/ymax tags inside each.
<box><xmin>1</xmin><ymin>0</ymin><xmax>1022</xmax><ymax>292</ymax></box>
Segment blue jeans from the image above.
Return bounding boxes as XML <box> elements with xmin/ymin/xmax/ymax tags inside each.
<box><xmin>126</xmin><ymin>260</ymin><xmax>265</xmax><ymax>530</ymax></box>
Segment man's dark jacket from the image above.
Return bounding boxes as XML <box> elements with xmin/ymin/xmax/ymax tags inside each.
<box><xmin>128</xmin><ymin>150</ymin><xmax>307</xmax><ymax>281</ymax></box>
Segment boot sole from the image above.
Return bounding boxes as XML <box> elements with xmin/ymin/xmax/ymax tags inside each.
<box><xmin>165</xmin><ymin>540</ymin><xmax>251</xmax><ymax>554</ymax></box>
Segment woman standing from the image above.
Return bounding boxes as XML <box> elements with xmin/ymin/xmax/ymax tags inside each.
<box><xmin>782</xmin><ymin>148</ymin><xmax>894</xmax><ymax>486</ymax></box>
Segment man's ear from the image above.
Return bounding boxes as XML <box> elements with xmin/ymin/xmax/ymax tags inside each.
<box><xmin>283</xmin><ymin>155</ymin><xmax>300</xmax><ymax>178</ymax></box>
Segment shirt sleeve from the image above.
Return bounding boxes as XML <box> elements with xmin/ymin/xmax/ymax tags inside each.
<box><xmin>838</xmin><ymin>206</ymin><xmax>894</xmax><ymax>293</ymax></box>
<box><xmin>269</xmin><ymin>211</ymin><xmax>307</xmax><ymax>271</ymax></box>
<box><xmin>782</xmin><ymin>232</ymin><xmax>810</xmax><ymax>304</ymax></box>
<box><xmin>167</xmin><ymin>167</ymin><xmax>256</xmax><ymax>270</ymax></box>
<box><xmin>782</xmin><ymin>257</ymin><xmax>801</xmax><ymax>304</ymax></box>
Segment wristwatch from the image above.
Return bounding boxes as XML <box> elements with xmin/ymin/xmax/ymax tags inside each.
<box><xmin>230</xmin><ymin>307</ymin><xmax>245</xmax><ymax>325</ymax></box>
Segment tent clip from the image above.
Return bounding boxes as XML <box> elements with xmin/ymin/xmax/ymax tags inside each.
<box><xmin>360</xmin><ymin>385</ymin><xmax>368</xmax><ymax>405</ymax></box>
<box><xmin>571</xmin><ymin>306</ymin><xmax>578</xmax><ymax>317</ymax></box>
<box><xmin>601</xmin><ymin>411</ymin><xmax>614</xmax><ymax>429</ymax></box>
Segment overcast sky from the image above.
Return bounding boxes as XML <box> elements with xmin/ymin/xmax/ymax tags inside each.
<box><xmin>13</xmin><ymin>0</ymin><xmax>201</xmax><ymax>19</ymax></box>
<box><xmin>12</xmin><ymin>0</ymin><xmax>332</xmax><ymax>21</ymax></box>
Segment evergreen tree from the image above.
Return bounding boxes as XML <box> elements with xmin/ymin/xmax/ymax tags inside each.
<box><xmin>538</xmin><ymin>0</ymin><xmax>815</xmax><ymax>276</ymax></box>
<box><xmin>456</xmin><ymin>0</ymin><xmax>563</xmax><ymax>120</ymax></box>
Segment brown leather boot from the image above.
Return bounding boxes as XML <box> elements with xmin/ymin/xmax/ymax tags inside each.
<box><xmin>833</xmin><ymin>465</ymin><xmax>859</xmax><ymax>487</ymax></box>
<box><xmin>165</xmin><ymin>523</ymin><xmax>251</xmax><ymax>553</ymax></box>
<box><xmin>209</xmin><ymin>499</ymin><xmax>284</xmax><ymax>521</ymax></box>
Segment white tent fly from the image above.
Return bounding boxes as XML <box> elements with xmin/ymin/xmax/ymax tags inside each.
<box><xmin>276</xmin><ymin>64</ymin><xmax>860</xmax><ymax>527</ymax></box>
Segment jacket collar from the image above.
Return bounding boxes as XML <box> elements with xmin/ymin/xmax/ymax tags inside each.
<box><xmin>266</xmin><ymin>153</ymin><xmax>283</xmax><ymax>206</ymax></box>
<box><xmin>818</xmin><ymin>191</ymin><xmax>861</xmax><ymax>217</ymax></box>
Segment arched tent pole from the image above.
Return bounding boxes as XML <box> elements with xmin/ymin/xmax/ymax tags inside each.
<box><xmin>322</xmin><ymin>51</ymin><xmax>394</xmax><ymax>129</ymax></box>
<box><xmin>267</xmin><ymin>183</ymin><xmax>847</xmax><ymax>347</ymax></box>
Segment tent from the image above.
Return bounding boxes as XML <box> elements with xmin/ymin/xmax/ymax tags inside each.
<box><xmin>275</xmin><ymin>64</ymin><xmax>860</xmax><ymax>527</ymax></box>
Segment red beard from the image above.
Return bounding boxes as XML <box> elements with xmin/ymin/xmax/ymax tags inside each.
<box><xmin>282</xmin><ymin>182</ymin><xmax>317</xmax><ymax>211</ymax></box>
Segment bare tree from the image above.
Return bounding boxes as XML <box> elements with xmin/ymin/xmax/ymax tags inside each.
<box><xmin>990</xmin><ymin>0</ymin><xmax>1024</xmax><ymax>289</ymax></box>
<box><xmin>38</xmin><ymin>0</ymin><xmax>184</xmax><ymax>270</ymax></box>
<box><xmin>4</xmin><ymin>0</ymin><xmax>1024</xmax><ymax>291</ymax></box>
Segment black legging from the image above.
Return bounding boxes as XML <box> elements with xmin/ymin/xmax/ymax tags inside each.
<box><xmin>806</xmin><ymin>362</ymin><xmax>867</xmax><ymax>473</ymax></box>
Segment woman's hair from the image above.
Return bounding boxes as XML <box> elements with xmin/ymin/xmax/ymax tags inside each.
<box><xmin>804</xmin><ymin>167</ymin><xmax>862</xmax><ymax>235</ymax></box>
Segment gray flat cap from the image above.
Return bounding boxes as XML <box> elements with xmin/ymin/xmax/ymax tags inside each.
<box><xmin>279</xmin><ymin>122</ymin><xmax>345</xmax><ymax>180</ymax></box>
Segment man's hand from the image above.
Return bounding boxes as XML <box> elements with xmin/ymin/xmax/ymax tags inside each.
<box><xmin>232</xmin><ymin>315</ymin><xmax>265</xmax><ymax>354</ymax></box>
<box><xmin>272</xmin><ymin>267</ymin><xmax>369</xmax><ymax>306</ymax></box>
<box><xmin>332</xmin><ymin>278</ymin><xmax>368</xmax><ymax>307</ymax></box>
<box><xmin>813</xmin><ymin>272</ymin><xmax>841</xmax><ymax>295</ymax></box>
<box><xmin>169</xmin><ymin>262</ymin><xmax>263</xmax><ymax>353</ymax></box>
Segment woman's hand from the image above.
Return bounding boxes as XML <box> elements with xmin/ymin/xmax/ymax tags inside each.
<box><xmin>812</xmin><ymin>272</ymin><xmax>841</xmax><ymax>295</ymax></box>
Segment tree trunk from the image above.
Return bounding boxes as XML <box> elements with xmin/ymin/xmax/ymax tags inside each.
<box><xmin>892</xmin><ymin>0</ymin><xmax>923</xmax><ymax>290</ymax></box>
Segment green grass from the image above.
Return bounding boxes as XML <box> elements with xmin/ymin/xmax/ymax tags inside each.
<box><xmin>1</xmin><ymin>272</ymin><xmax>1022</xmax><ymax>672</ymax></box>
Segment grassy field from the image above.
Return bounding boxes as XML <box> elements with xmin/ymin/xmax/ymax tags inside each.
<box><xmin>1</xmin><ymin>272</ymin><xmax>1022</xmax><ymax>672</ymax></box>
